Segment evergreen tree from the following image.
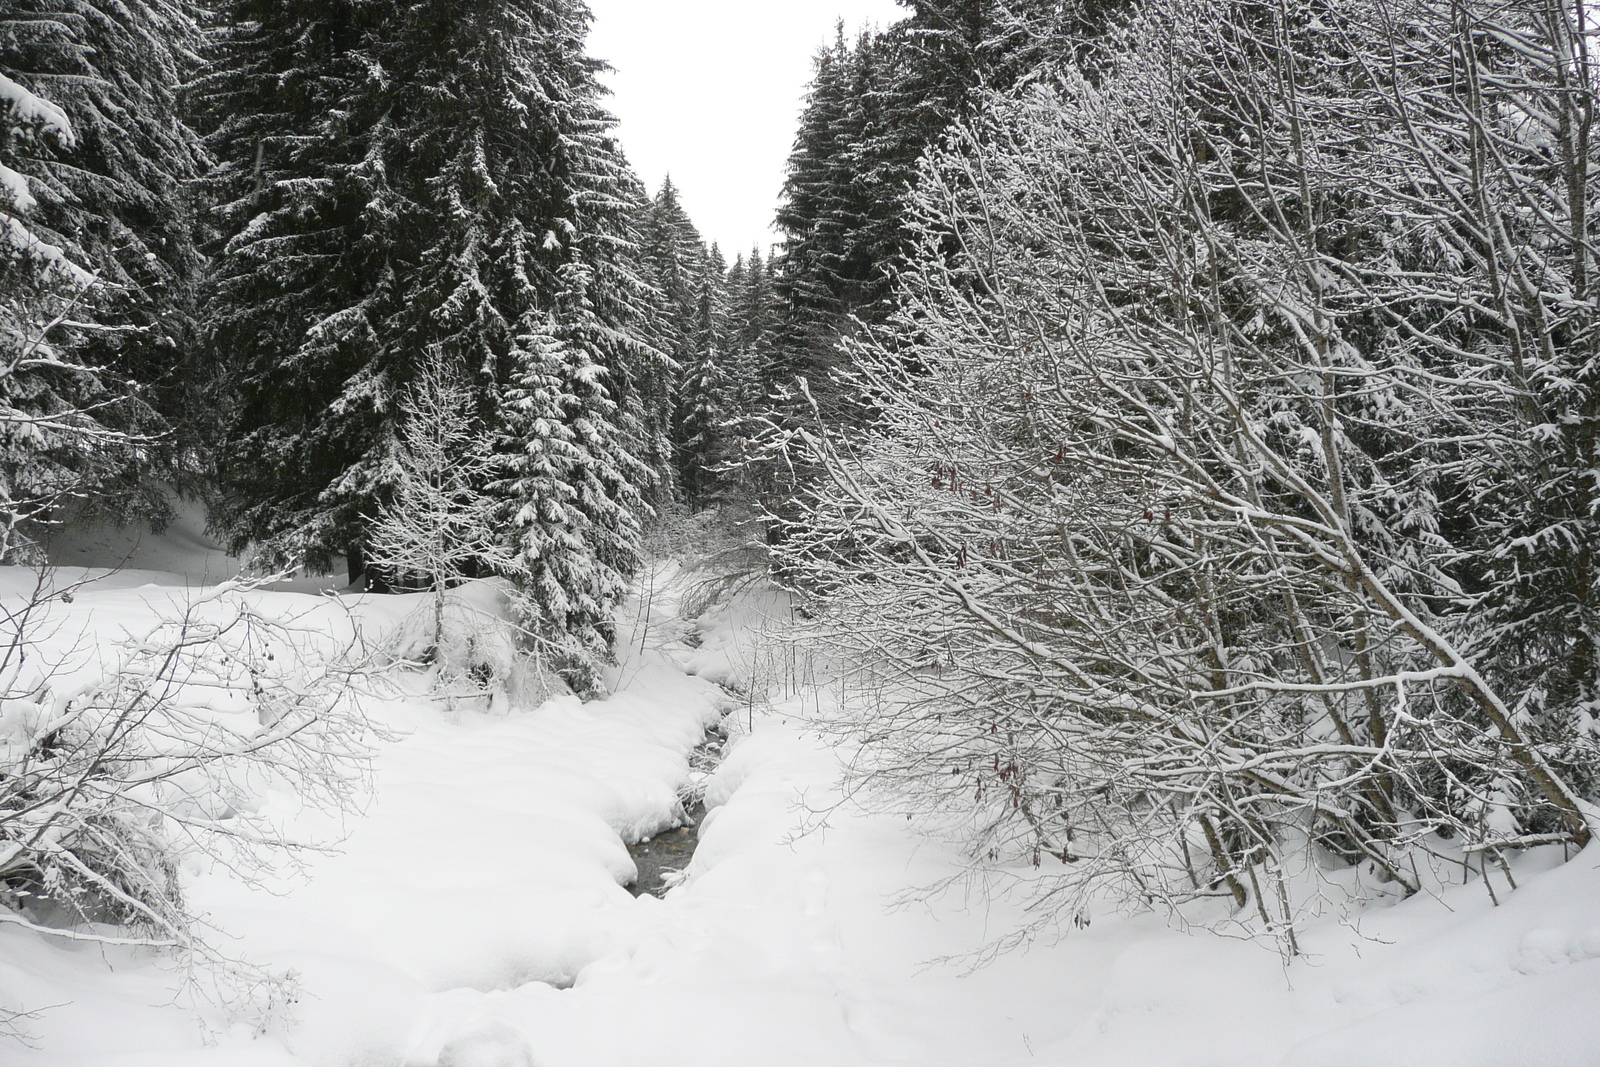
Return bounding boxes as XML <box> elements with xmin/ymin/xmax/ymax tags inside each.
<box><xmin>17</xmin><ymin>0</ymin><xmax>211</xmax><ymax>486</ymax></box>
<box><xmin>197</xmin><ymin>0</ymin><xmax>398</xmax><ymax>574</ymax></box>
<box><xmin>769</xmin><ymin>28</ymin><xmax>885</xmax><ymax>419</ymax></box>
<box><xmin>765</xmin><ymin>2</ymin><xmax>1099</xmax><ymax>426</ymax></box>
<box><xmin>727</xmin><ymin>246</ymin><xmax>775</xmax><ymax>415</ymax></box>
<box><xmin>499</xmin><ymin>290</ymin><xmax>644</xmax><ymax>695</ymax></box>
<box><xmin>203</xmin><ymin>0</ymin><xmax>659</xmax><ymax>686</ymax></box>
<box><xmin>0</xmin><ymin>1</ymin><xmax>208</xmax><ymax>549</ymax></box>
<box><xmin>636</xmin><ymin>175</ymin><xmax>708</xmax><ymax>496</ymax></box>
<box><xmin>674</xmin><ymin>244</ymin><xmax>729</xmax><ymax>506</ymax></box>
<box><xmin>638</xmin><ymin>176</ymin><xmax>705</xmax><ymax>357</ymax></box>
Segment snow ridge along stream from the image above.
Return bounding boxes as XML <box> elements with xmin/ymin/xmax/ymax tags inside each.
<box><xmin>5</xmin><ymin>548</ymin><xmax>1600</xmax><ymax>1066</ymax></box>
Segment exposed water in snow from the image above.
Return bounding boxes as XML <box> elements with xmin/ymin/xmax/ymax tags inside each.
<box><xmin>625</xmin><ymin>798</ymin><xmax>704</xmax><ymax>898</ymax></box>
<box><xmin>4</xmin><ymin>510</ymin><xmax>1600</xmax><ymax>1066</ymax></box>
<box><xmin>626</xmin><ymin>721</ymin><xmax>727</xmax><ymax>897</ymax></box>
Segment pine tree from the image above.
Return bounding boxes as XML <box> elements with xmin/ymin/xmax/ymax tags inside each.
<box><xmin>203</xmin><ymin>0</ymin><xmax>660</xmax><ymax>685</ymax></box>
<box><xmin>203</xmin><ymin>0</ymin><xmax>661</xmax><ymax>580</ymax></box>
<box><xmin>499</xmin><ymin>293</ymin><xmax>644</xmax><ymax>695</ymax></box>
<box><xmin>769</xmin><ymin>28</ymin><xmax>875</xmax><ymax>417</ymax></box>
<box><xmin>727</xmin><ymin>246</ymin><xmax>775</xmax><ymax>414</ymax></box>
<box><xmin>675</xmin><ymin>244</ymin><xmax>729</xmax><ymax>506</ymax></box>
<box><xmin>19</xmin><ymin>0</ymin><xmax>211</xmax><ymax>487</ymax></box>
<box><xmin>765</xmin><ymin>2</ymin><xmax>1097</xmax><ymax>427</ymax></box>
<box><xmin>637</xmin><ymin>176</ymin><xmax>708</xmax><ymax>497</ymax></box>
<box><xmin>197</xmin><ymin>0</ymin><xmax>398</xmax><ymax>574</ymax></box>
<box><xmin>638</xmin><ymin>177</ymin><xmax>705</xmax><ymax>354</ymax></box>
<box><xmin>706</xmin><ymin>245</ymin><xmax>776</xmax><ymax>494</ymax></box>
<box><xmin>0</xmin><ymin>1</ymin><xmax>207</xmax><ymax>551</ymax></box>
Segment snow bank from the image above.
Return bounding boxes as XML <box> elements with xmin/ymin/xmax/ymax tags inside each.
<box><xmin>44</xmin><ymin>495</ymin><xmax>244</xmax><ymax>586</ymax></box>
<box><xmin>2</xmin><ymin>559</ymin><xmax>723</xmax><ymax>1065</ymax></box>
<box><xmin>5</xmin><ymin>549</ymin><xmax>1600</xmax><ymax>1066</ymax></box>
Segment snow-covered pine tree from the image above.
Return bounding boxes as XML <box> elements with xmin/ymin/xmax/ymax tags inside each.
<box><xmin>204</xmin><ymin>0</ymin><xmax>662</xmax><ymax>637</ymax></box>
<box><xmin>371</xmin><ymin>0</ymin><xmax>657</xmax><ymax>689</ymax></box>
<box><xmin>198</xmin><ymin>0</ymin><xmax>399</xmax><ymax>576</ymax></box>
<box><xmin>0</xmin><ymin>66</ymin><xmax>101</xmax><ymax>559</ymax></box>
<box><xmin>639</xmin><ymin>177</ymin><xmax>706</xmax><ymax>353</ymax></box>
<box><xmin>2</xmin><ymin>0</ymin><xmax>211</xmax><ymax>493</ymax></box>
<box><xmin>765</xmin><ymin>2</ymin><xmax>1085</xmax><ymax>429</ymax></box>
<box><xmin>499</xmin><ymin>295</ymin><xmax>645</xmax><ymax>696</ymax></box>
<box><xmin>675</xmin><ymin>244</ymin><xmax>729</xmax><ymax>506</ymax></box>
<box><xmin>725</xmin><ymin>246</ymin><xmax>775</xmax><ymax>418</ymax></box>
<box><xmin>0</xmin><ymin>1</ymin><xmax>205</xmax><ymax>556</ymax></box>
<box><xmin>768</xmin><ymin>27</ymin><xmax>879</xmax><ymax>420</ymax></box>
<box><xmin>638</xmin><ymin>176</ymin><xmax>709</xmax><ymax>498</ymax></box>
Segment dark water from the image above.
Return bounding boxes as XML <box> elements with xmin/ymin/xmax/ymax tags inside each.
<box><xmin>626</xmin><ymin>798</ymin><xmax>708</xmax><ymax>897</ymax></box>
<box><xmin>626</xmin><ymin>723</ymin><xmax>727</xmax><ymax>897</ymax></box>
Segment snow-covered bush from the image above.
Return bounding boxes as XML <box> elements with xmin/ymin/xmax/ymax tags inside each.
<box><xmin>0</xmin><ymin>572</ymin><xmax>373</xmax><ymax>1007</ymax></box>
<box><xmin>775</xmin><ymin>0</ymin><xmax>1600</xmax><ymax>953</ymax></box>
<box><xmin>384</xmin><ymin>578</ymin><xmax>569</xmax><ymax>711</ymax></box>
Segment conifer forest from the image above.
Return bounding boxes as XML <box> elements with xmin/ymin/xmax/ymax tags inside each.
<box><xmin>4</xmin><ymin>1</ymin><xmax>1600</xmax><ymax>1064</ymax></box>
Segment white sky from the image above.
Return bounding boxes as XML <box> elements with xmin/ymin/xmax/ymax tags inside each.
<box><xmin>586</xmin><ymin>0</ymin><xmax>906</xmax><ymax>259</ymax></box>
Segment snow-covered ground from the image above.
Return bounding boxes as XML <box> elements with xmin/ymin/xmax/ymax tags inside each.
<box><xmin>4</xmin><ymin>516</ymin><xmax>1600</xmax><ymax>1066</ymax></box>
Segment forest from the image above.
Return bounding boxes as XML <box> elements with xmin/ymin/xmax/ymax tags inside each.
<box><xmin>3</xmin><ymin>0</ymin><xmax>1600</xmax><ymax>1063</ymax></box>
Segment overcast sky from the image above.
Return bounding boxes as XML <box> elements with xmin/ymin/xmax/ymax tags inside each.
<box><xmin>586</xmin><ymin>0</ymin><xmax>905</xmax><ymax>259</ymax></box>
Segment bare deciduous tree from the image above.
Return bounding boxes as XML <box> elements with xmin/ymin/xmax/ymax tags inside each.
<box><xmin>0</xmin><ymin>571</ymin><xmax>374</xmax><ymax>1031</ymax></box>
<box><xmin>774</xmin><ymin>0</ymin><xmax>1600</xmax><ymax>954</ymax></box>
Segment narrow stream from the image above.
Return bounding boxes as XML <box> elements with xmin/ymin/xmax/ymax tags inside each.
<box><xmin>626</xmin><ymin>720</ymin><xmax>727</xmax><ymax>897</ymax></box>
<box><xmin>626</xmin><ymin>798</ymin><xmax>708</xmax><ymax>897</ymax></box>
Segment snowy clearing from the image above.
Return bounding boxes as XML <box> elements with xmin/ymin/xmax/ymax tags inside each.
<box><xmin>2</xmin><ymin>521</ymin><xmax>1599</xmax><ymax>1067</ymax></box>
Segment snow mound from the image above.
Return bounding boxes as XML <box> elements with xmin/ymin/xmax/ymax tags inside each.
<box><xmin>4</xmin><ymin>555</ymin><xmax>1600</xmax><ymax>1066</ymax></box>
<box><xmin>381</xmin><ymin>580</ymin><xmax>567</xmax><ymax>710</ymax></box>
<box><xmin>44</xmin><ymin>494</ymin><xmax>242</xmax><ymax>586</ymax></box>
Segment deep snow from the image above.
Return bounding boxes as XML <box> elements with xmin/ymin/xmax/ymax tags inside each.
<box><xmin>3</xmin><ymin>512</ymin><xmax>1600</xmax><ymax>1066</ymax></box>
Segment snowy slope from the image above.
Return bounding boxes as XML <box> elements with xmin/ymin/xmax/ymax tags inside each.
<box><xmin>43</xmin><ymin>495</ymin><xmax>244</xmax><ymax>587</ymax></box>
<box><xmin>2</xmin><ymin>535</ymin><xmax>1599</xmax><ymax>1066</ymax></box>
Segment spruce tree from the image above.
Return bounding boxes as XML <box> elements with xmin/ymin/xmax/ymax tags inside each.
<box><xmin>203</xmin><ymin>0</ymin><xmax>660</xmax><ymax>686</ymax></box>
<box><xmin>674</xmin><ymin>244</ymin><xmax>729</xmax><ymax>506</ymax></box>
<box><xmin>376</xmin><ymin>0</ymin><xmax>658</xmax><ymax>689</ymax></box>
<box><xmin>198</xmin><ymin>0</ymin><xmax>398</xmax><ymax>574</ymax></box>
<box><xmin>499</xmin><ymin>281</ymin><xmax>646</xmax><ymax>694</ymax></box>
<box><xmin>769</xmin><ymin>28</ymin><xmax>869</xmax><ymax>416</ymax></box>
<box><xmin>636</xmin><ymin>175</ymin><xmax>708</xmax><ymax>497</ymax></box>
<box><xmin>765</xmin><ymin>2</ymin><xmax>1095</xmax><ymax>427</ymax></box>
<box><xmin>638</xmin><ymin>176</ymin><xmax>706</xmax><ymax>359</ymax></box>
<box><xmin>728</xmin><ymin>247</ymin><xmax>776</xmax><ymax>413</ymax></box>
<box><xmin>0</xmin><ymin>1</ymin><xmax>208</xmax><ymax>548</ymax></box>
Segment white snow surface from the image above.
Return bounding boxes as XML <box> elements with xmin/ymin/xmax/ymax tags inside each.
<box><xmin>3</xmin><ymin>528</ymin><xmax>1600</xmax><ymax>1066</ymax></box>
<box><xmin>0</xmin><ymin>74</ymin><xmax>74</xmax><ymax>146</ymax></box>
<box><xmin>43</xmin><ymin>495</ymin><xmax>244</xmax><ymax>586</ymax></box>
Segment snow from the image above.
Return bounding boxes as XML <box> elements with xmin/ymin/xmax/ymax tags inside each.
<box><xmin>1</xmin><ymin>164</ymin><xmax>34</xmax><ymax>213</ymax></box>
<box><xmin>1</xmin><ymin>71</ymin><xmax>92</xmax><ymax>288</ymax></box>
<box><xmin>5</xmin><ymin>528</ymin><xmax>1600</xmax><ymax>1065</ymax></box>
<box><xmin>44</xmin><ymin>494</ymin><xmax>243</xmax><ymax>586</ymax></box>
<box><xmin>0</xmin><ymin>74</ymin><xmax>74</xmax><ymax>147</ymax></box>
<box><xmin>4</xmin><ymin>216</ymin><xmax>96</xmax><ymax>288</ymax></box>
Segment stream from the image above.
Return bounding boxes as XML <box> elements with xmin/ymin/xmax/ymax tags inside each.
<box><xmin>626</xmin><ymin>719</ymin><xmax>728</xmax><ymax>897</ymax></box>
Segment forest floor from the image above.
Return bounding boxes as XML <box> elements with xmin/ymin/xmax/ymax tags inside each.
<box><xmin>4</xmin><ymin>507</ymin><xmax>1600</xmax><ymax>1066</ymax></box>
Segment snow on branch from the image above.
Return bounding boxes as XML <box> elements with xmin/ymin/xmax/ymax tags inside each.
<box><xmin>0</xmin><ymin>73</ymin><xmax>74</xmax><ymax>149</ymax></box>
